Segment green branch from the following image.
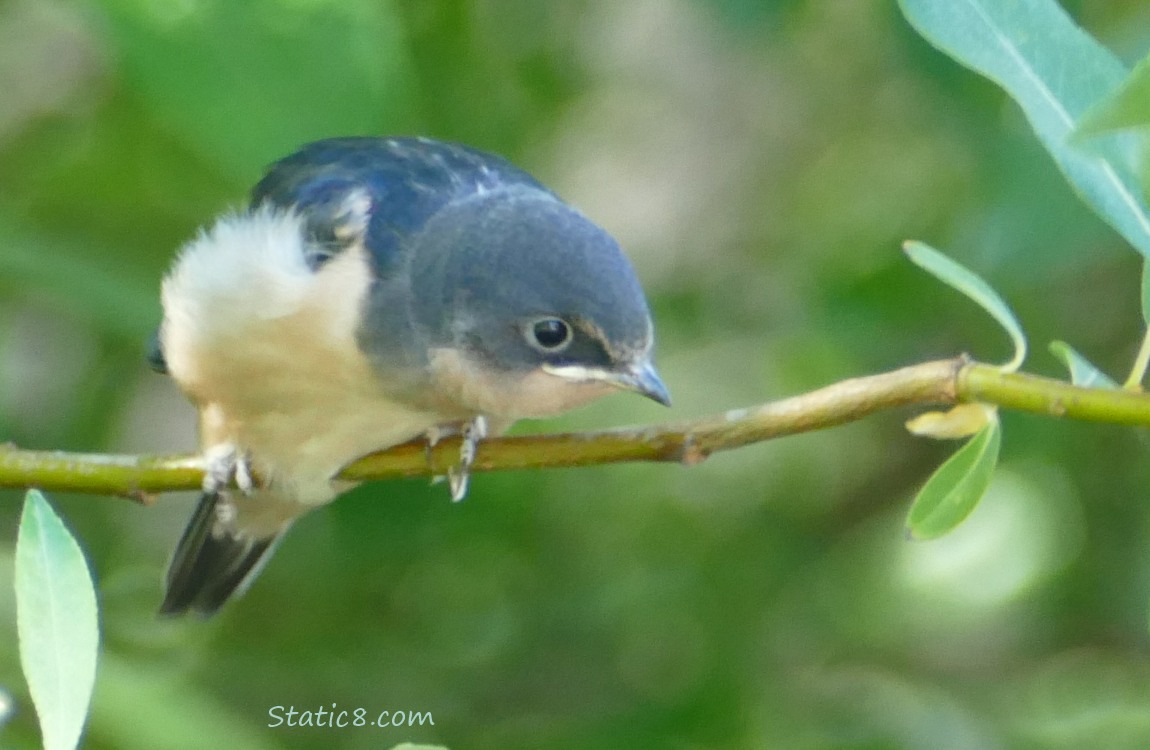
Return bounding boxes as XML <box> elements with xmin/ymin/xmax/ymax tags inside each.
<box><xmin>963</xmin><ymin>363</ymin><xmax>1150</xmax><ymax>423</ymax></box>
<box><xmin>3</xmin><ymin>356</ymin><xmax>1149</xmax><ymax>501</ymax></box>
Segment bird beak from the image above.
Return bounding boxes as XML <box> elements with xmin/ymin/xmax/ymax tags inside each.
<box><xmin>612</xmin><ymin>361</ymin><xmax>672</xmax><ymax>406</ymax></box>
<box><xmin>541</xmin><ymin>360</ymin><xmax>672</xmax><ymax>406</ymax></box>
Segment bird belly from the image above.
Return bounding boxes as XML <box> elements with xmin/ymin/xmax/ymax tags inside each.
<box><xmin>161</xmin><ymin>209</ymin><xmax>447</xmax><ymax>505</ymax></box>
<box><xmin>211</xmin><ymin>391</ymin><xmax>443</xmax><ymax>505</ymax></box>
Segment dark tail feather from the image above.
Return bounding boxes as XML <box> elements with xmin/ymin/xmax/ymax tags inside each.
<box><xmin>159</xmin><ymin>492</ymin><xmax>282</xmax><ymax>617</ymax></box>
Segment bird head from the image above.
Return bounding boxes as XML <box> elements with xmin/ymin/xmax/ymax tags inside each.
<box><xmin>405</xmin><ymin>185</ymin><xmax>669</xmax><ymax>419</ymax></box>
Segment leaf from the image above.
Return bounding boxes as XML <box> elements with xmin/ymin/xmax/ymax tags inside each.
<box><xmin>906</xmin><ymin>403</ymin><xmax>995</xmax><ymax>439</ymax></box>
<box><xmin>903</xmin><ymin>241</ymin><xmax>1027</xmax><ymax>371</ymax></box>
<box><xmin>906</xmin><ymin>418</ymin><xmax>1002</xmax><ymax>541</ymax></box>
<box><xmin>898</xmin><ymin>0</ymin><xmax>1150</xmax><ymax>258</ymax></box>
<box><xmin>15</xmin><ymin>490</ymin><xmax>100</xmax><ymax>750</ymax></box>
<box><xmin>1048</xmin><ymin>341</ymin><xmax>1119</xmax><ymax>388</ymax></box>
<box><xmin>1077</xmin><ymin>54</ymin><xmax>1150</xmax><ymax>136</ymax></box>
<box><xmin>1076</xmin><ymin>55</ymin><xmax>1150</xmax><ymax>220</ymax></box>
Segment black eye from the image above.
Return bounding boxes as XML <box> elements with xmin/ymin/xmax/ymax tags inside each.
<box><xmin>529</xmin><ymin>318</ymin><xmax>572</xmax><ymax>352</ymax></box>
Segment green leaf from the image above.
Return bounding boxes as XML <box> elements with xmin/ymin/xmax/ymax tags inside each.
<box><xmin>903</xmin><ymin>241</ymin><xmax>1027</xmax><ymax>371</ymax></box>
<box><xmin>898</xmin><ymin>0</ymin><xmax>1150</xmax><ymax>258</ymax></box>
<box><xmin>1048</xmin><ymin>341</ymin><xmax>1119</xmax><ymax>388</ymax></box>
<box><xmin>15</xmin><ymin>490</ymin><xmax>100</xmax><ymax>750</ymax></box>
<box><xmin>1077</xmin><ymin>54</ymin><xmax>1150</xmax><ymax>137</ymax></box>
<box><xmin>1076</xmin><ymin>55</ymin><xmax>1150</xmax><ymax>219</ymax></box>
<box><xmin>906</xmin><ymin>418</ymin><xmax>1002</xmax><ymax>541</ymax></box>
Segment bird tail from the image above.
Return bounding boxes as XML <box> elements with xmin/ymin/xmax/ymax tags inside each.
<box><xmin>159</xmin><ymin>491</ymin><xmax>286</xmax><ymax>617</ymax></box>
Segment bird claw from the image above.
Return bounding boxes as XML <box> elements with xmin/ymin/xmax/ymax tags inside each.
<box><xmin>446</xmin><ymin>416</ymin><xmax>487</xmax><ymax>502</ymax></box>
<box><xmin>202</xmin><ymin>443</ymin><xmax>255</xmax><ymax>495</ymax></box>
<box><xmin>424</xmin><ymin>424</ymin><xmax>447</xmax><ymax>463</ymax></box>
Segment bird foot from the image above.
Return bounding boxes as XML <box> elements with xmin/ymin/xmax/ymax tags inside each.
<box><xmin>445</xmin><ymin>416</ymin><xmax>487</xmax><ymax>502</ymax></box>
<box><xmin>202</xmin><ymin>443</ymin><xmax>255</xmax><ymax>495</ymax></box>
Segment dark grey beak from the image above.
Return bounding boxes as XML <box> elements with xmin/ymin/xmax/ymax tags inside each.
<box><xmin>617</xmin><ymin>361</ymin><xmax>671</xmax><ymax>407</ymax></box>
<box><xmin>541</xmin><ymin>360</ymin><xmax>672</xmax><ymax>406</ymax></box>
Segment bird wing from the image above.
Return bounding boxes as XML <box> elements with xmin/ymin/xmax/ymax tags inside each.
<box><xmin>250</xmin><ymin>136</ymin><xmax>551</xmax><ymax>273</ymax></box>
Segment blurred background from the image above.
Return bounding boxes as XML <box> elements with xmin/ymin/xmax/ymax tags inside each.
<box><xmin>2</xmin><ymin>1</ymin><xmax>1150</xmax><ymax>748</ymax></box>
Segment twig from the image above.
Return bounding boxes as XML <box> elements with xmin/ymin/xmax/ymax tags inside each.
<box><xmin>3</xmin><ymin>356</ymin><xmax>1149</xmax><ymax>499</ymax></box>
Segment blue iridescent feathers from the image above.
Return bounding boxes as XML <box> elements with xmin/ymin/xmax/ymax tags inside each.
<box><xmin>251</xmin><ymin>136</ymin><xmax>553</xmax><ymax>273</ymax></box>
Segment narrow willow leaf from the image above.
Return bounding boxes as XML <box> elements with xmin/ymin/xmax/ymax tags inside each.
<box><xmin>903</xmin><ymin>241</ymin><xmax>1027</xmax><ymax>371</ymax></box>
<box><xmin>906</xmin><ymin>419</ymin><xmax>1002</xmax><ymax>541</ymax></box>
<box><xmin>1074</xmin><ymin>55</ymin><xmax>1150</xmax><ymax>197</ymax></box>
<box><xmin>899</xmin><ymin>0</ymin><xmax>1150</xmax><ymax>258</ymax></box>
<box><xmin>15</xmin><ymin>490</ymin><xmax>99</xmax><ymax>750</ymax></box>
<box><xmin>1048</xmin><ymin>341</ymin><xmax>1119</xmax><ymax>388</ymax></box>
<box><xmin>1076</xmin><ymin>54</ymin><xmax>1150</xmax><ymax>137</ymax></box>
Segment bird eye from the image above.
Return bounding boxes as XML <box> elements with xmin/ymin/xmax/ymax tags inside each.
<box><xmin>528</xmin><ymin>318</ymin><xmax>572</xmax><ymax>352</ymax></box>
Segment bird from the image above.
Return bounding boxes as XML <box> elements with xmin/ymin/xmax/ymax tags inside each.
<box><xmin>151</xmin><ymin>136</ymin><xmax>669</xmax><ymax>616</ymax></box>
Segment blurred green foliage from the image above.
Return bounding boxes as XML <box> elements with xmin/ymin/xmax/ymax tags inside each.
<box><xmin>2</xmin><ymin>0</ymin><xmax>1150</xmax><ymax>748</ymax></box>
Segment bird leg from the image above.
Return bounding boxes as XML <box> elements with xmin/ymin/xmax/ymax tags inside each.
<box><xmin>447</xmin><ymin>415</ymin><xmax>487</xmax><ymax>502</ymax></box>
<box><xmin>202</xmin><ymin>443</ymin><xmax>255</xmax><ymax>495</ymax></box>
